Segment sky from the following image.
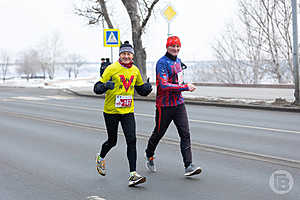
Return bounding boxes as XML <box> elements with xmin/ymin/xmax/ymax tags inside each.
<box><xmin>0</xmin><ymin>0</ymin><xmax>238</xmax><ymax>62</ymax></box>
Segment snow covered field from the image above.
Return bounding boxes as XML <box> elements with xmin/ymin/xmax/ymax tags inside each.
<box><xmin>0</xmin><ymin>63</ymin><xmax>296</xmax><ymax>104</ymax></box>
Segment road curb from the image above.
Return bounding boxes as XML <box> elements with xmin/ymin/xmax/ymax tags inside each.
<box><xmin>64</xmin><ymin>88</ymin><xmax>300</xmax><ymax>113</ymax></box>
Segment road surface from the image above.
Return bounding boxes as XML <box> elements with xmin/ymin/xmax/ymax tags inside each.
<box><xmin>0</xmin><ymin>87</ymin><xmax>299</xmax><ymax>200</ymax></box>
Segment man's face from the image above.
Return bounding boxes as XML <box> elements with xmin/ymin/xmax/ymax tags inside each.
<box><xmin>167</xmin><ymin>44</ymin><xmax>181</xmax><ymax>57</ymax></box>
<box><xmin>119</xmin><ymin>52</ymin><xmax>134</xmax><ymax>64</ymax></box>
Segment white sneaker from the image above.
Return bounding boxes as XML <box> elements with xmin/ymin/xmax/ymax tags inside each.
<box><xmin>144</xmin><ymin>152</ymin><xmax>156</xmax><ymax>172</ymax></box>
<box><xmin>128</xmin><ymin>172</ymin><xmax>146</xmax><ymax>187</ymax></box>
<box><xmin>184</xmin><ymin>164</ymin><xmax>202</xmax><ymax>176</ymax></box>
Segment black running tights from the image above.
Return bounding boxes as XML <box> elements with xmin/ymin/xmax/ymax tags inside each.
<box><xmin>145</xmin><ymin>103</ymin><xmax>192</xmax><ymax>168</ymax></box>
<box><xmin>100</xmin><ymin>112</ymin><xmax>137</xmax><ymax>172</ymax></box>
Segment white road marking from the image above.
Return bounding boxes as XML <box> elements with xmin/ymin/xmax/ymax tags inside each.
<box><xmin>4</xmin><ymin>97</ymin><xmax>300</xmax><ymax>135</ymax></box>
<box><xmin>189</xmin><ymin>119</ymin><xmax>300</xmax><ymax>134</ymax></box>
<box><xmin>86</xmin><ymin>196</ymin><xmax>106</xmax><ymax>200</ymax></box>
<box><xmin>136</xmin><ymin>113</ymin><xmax>300</xmax><ymax>134</ymax></box>
<box><xmin>0</xmin><ymin>98</ymin><xmax>13</xmax><ymax>102</ymax></box>
<box><xmin>135</xmin><ymin>113</ymin><xmax>300</xmax><ymax>134</ymax></box>
<box><xmin>2</xmin><ymin>110</ymin><xmax>300</xmax><ymax>169</ymax></box>
<box><xmin>43</xmin><ymin>95</ymin><xmax>74</xmax><ymax>100</ymax></box>
<box><xmin>11</xmin><ymin>96</ymin><xmax>46</xmax><ymax>101</ymax></box>
<box><xmin>9</xmin><ymin>95</ymin><xmax>74</xmax><ymax>101</ymax></box>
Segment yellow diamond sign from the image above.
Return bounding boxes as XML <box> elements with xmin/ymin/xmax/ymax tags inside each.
<box><xmin>162</xmin><ymin>5</ymin><xmax>177</xmax><ymax>22</ymax></box>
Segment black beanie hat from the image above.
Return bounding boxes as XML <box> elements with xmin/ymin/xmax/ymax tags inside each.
<box><xmin>119</xmin><ymin>41</ymin><xmax>134</xmax><ymax>55</ymax></box>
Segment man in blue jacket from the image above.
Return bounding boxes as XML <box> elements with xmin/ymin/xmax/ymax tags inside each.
<box><xmin>145</xmin><ymin>36</ymin><xmax>202</xmax><ymax>176</ymax></box>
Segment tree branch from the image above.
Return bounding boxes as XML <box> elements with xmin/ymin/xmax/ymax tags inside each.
<box><xmin>141</xmin><ymin>0</ymin><xmax>159</xmax><ymax>32</ymax></box>
<box><xmin>97</xmin><ymin>0</ymin><xmax>114</xmax><ymax>28</ymax></box>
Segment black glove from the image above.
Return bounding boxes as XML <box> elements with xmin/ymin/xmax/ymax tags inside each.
<box><xmin>105</xmin><ymin>81</ymin><xmax>115</xmax><ymax>90</ymax></box>
<box><xmin>135</xmin><ymin>77</ymin><xmax>152</xmax><ymax>96</ymax></box>
<box><xmin>143</xmin><ymin>77</ymin><xmax>152</xmax><ymax>91</ymax></box>
<box><xmin>94</xmin><ymin>81</ymin><xmax>107</xmax><ymax>94</ymax></box>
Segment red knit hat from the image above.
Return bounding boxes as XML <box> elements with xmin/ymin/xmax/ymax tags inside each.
<box><xmin>166</xmin><ymin>36</ymin><xmax>181</xmax><ymax>48</ymax></box>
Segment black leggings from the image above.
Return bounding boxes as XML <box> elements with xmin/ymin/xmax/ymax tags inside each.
<box><xmin>100</xmin><ymin>112</ymin><xmax>137</xmax><ymax>172</ymax></box>
<box><xmin>145</xmin><ymin>103</ymin><xmax>192</xmax><ymax>168</ymax></box>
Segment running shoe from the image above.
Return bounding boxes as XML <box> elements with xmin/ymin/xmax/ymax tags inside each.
<box><xmin>128</xmin><ymin>172</ymin><xmax>146</xmax><ymax>187</ymax></box>
<box><xmin>144</xmin><ymin>153</ymin><xmax>156</xmax><ymax>172</ymax></box>
<box><xmin>184</xmin><ymin>164</ymin><xmax>202</xmax><ymax>176</ymax></box>
<box><xmin>96</xmin><ymin>153</ymin><xmax>106</xmax><ymax>176</ymax></box>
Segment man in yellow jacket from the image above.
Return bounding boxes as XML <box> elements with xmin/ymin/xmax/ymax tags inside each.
<box><xmin>94</xmin><ymin>41</ymin><xmax>152</xmax><ymax>187</ymax></box>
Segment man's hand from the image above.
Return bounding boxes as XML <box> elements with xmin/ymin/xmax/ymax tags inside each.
<box><xmin>105</xmin><ymin>81</ymin><xmax>115</xmax><ymax>90</ymax></box>
<box><xmin>134</xmin><ymin>77</ymin><xmax>152</xmax><ymax>96</ymax></box>
<box><xmin>144</xmin><ymin>77</ymin><xmax>152</xmax><ymax>91</ymax></box>
<box><xmin>187</xmin><ymin>83</ymin><xmax>196</xmax><ymax>92</ymax></box>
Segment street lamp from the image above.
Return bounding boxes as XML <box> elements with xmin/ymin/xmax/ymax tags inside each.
<box><xmin>292</xmin><ymin>0</ymin><xmax>300</xmax><ymax>105</ymax></box>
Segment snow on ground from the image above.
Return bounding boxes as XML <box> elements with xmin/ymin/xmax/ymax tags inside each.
<box><xmin>0</xmin><ymin>76</ymin><xmax>296</xmax><ymax>105</ymax></box>
<box><xmin>1</xmin><ymin>63</ymin><xmax>297</xmax><ymax>106</ymax></box>
<box><xmin>0</xmin><ymin>76</ymin><xmax>98</xmax><ymax>89</ymax></box>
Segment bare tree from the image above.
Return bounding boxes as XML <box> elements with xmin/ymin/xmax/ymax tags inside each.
<box><xmin>239</xmin><ymin>2</ymin><xmax>269</xmax><ymax>83</ymax></box>
<box><xmin>16</xmin><ymin>49</ymin><xmax>40</xmax><ymax>81</ymax></box>
<box><xmin>239</xmin><ymin>0</ymin><xmax>293</xmax><ymax>83</ymax></box>
<box><xmin>75</xmin><ymin>0</ymin><xmax>160</xmax><ymax>80</ymax></box>
<box><xmin>272</xmin><ymin>0</ymin><xmax>293</xmax><ymax>82</ymax></box>
<box><xmin>212</xmin><ymin>0</ymin><xmax>294</xmax><ymax>84</ymax></box>
<box><xmin>71</xmin><ymin>54</ymin><xmax>85</xmax><ymax>79</ymax></box>
<box><xmin>63</xmin><ymin>63</ymin><xmax>73</xmax><ymax>79</ymax></box>
<box><xmin>37</xmin><ymin>43</ymin><xmax>50</xmax><ymax>80</ymax></box>
<box><xmin>63</xmin><ymin>53</ymin><xmax>86</xmax><ymax>79</ymax></box>
<box><xmin>0</xmin><ymin>49</ymin><xmax>10</xmax><ymax>83</ymax></box>
<box><xmin>212</xmin><ymin>24</ymin><xmax>268</xmax><ymax>84</ymax></box>
<box><xmin>37</xmin><ymin>32</ymin><xmax>64</xmax><ymax>79</ymax></box>
<box><xmin>212</xmin><ymin>28</ymin><xmax>243</xmax><ymax>83</ymax></box>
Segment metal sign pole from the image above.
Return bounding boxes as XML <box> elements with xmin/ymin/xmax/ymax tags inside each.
<box><xmin>111</xmin><ymin>47</ymin><xmax>113</xmax><ymax>63</ymax></box>
<box><xmin>162</xmin><ymin>4</ymin><xmax>177</xmax><ymax>39</ymax></box>
<box><xmin>104</xmin><ymin>29</ymin><xmax>120</xmax><ymax>63</ymax></box>
<box><xmin>168</xmin><ymin>22</ymin><xmax>171</xmax><ymax>37</ymax></box>
<box><xmin>292</xmin><ymin>0</ymin><xmax>300</xmax><ymax>105</ymax></box>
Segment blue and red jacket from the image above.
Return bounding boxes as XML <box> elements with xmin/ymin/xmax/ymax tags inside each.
<box><xmin>156</xmin><ymin>52</ymin><xmax>189</xmax><ymax>107</ymax></box>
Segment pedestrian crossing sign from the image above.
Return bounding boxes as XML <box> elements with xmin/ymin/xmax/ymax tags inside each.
<box><xmin>104</xmin><ymin>29</ymin><xmax>120</xmax><ymax>47</ymax></box>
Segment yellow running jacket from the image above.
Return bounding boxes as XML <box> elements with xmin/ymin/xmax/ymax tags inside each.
<box><xmin>99</xmin><ymin>61</ymin><xmax>144</xmax><ymax>114</ymax></box>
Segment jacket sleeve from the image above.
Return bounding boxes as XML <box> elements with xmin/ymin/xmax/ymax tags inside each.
<box><xmin>135</xmin><ymin>67</ymin><xmax>144</xmax><ymax>86</ymax></box>
<box><xmin>133</xmin><ymin>67</ymin><xmax>152</xmax><ymax>96</ymax></box>
<box><xmin>135</xmin><ymin>83</ymin><xmax>152</xmax><ymax>96</ymax></box>
<box><xmin>156</xmin><ymin>61</ymin><xmax>189</xmax><ymax>92</ymax></box>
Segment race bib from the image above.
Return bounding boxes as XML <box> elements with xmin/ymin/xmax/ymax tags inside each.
<box><xmin>177</xmin><ymin>71</ymin><xmax>184</xmax><ymax>84</ymax></box>
<box><xmin>115</xmin><ymin>95</ymin><xmax>133</xmax><ymax>108</ymax></box>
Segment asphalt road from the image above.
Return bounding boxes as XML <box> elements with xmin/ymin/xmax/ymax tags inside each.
<box><xmin>0</xmin><ymin>87</ymin><xmax>299</xmax><ymax>200</ymax></box>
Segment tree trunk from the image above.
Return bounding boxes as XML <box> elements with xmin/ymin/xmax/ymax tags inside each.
<box><xmin>121</xmin><ymin>0</ymin><xmax>147</xmax><ymax>81</ymax></box>
<box><xmin>133</xmin><ymin>33</ymin><xmax>147</xmax><ymax>81</ymax></box>
<box><xmin>98</xmin><ymin>0</ymin><xmax>114</xmax><ymax>28</ymax></box>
